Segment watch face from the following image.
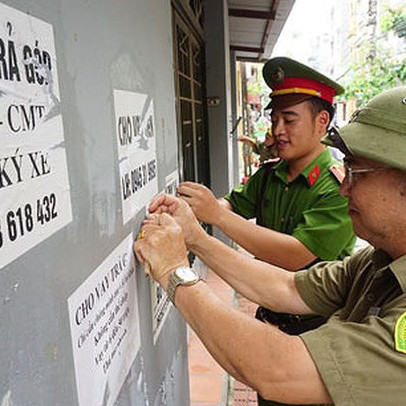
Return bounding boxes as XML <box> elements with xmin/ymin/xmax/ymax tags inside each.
<box><xmin>175</xmin><ymin>267</ymin><xmax>198</xmax><ymax>283</ymax></box>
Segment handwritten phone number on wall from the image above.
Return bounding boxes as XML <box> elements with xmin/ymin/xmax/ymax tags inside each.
<box><xmin>0</xmin><ymin>193</ymin><xmax>58</xmax><ymax>248</ymax></box>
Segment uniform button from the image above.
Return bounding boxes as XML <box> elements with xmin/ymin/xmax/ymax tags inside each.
<box><xmin>366</xmin><ymin>292</ymin><xmax>375</xmax><ymax>303</ymax></box>
<box><xmin>284</xmin><ymin>186</ymin><xmax>289</xmax><ymax>192</ymax></box>
<box><xmin>281</xmin><ymin>217</ymin><xmax>285</xmax><ymax>223</ymax></box>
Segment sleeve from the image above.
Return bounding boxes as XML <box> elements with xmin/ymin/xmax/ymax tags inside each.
<box><xmin>300</xmin><ymin>303</ymin><xmax>406</xmax><ymax>405</ymax></box>
<box><xmin>223</xmin><ymin>167</ymin><xmax>266</xmax><ymax>219</ymax></box>
<box><xmin>251</xmin><ymin>141</ymin><xmax>260</xmax><ymax>155</ymax></box>
<box><xmin>292</xmin><ymin>189</ymin><xmax>355</xmax><ymax>260</ymax></box>
<box><xmin>294</xmin><ymin>254</ymin><xmax>360</xmax><ymax>317</ymax></box>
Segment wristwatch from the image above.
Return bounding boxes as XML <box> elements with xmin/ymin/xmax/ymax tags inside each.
<box><xmin>167</xmin><ymin>266</ymin><xmax>201</xmax><ymax>305</ymax></box>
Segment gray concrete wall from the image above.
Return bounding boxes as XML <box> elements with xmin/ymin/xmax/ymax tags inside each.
<box><xmin>0</xmin><ymin>1</ymin><xmax>190</xmax><ymax>405</ymax></box>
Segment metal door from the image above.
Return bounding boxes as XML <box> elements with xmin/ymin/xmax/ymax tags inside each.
<box><xmin>172</xmin><ymin>4</ymin><xmax>210</xmax><ymax>185</ymax></box>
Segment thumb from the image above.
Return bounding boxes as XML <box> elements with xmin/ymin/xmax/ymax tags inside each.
<box><xmin>145</xmin><ymin>213</ymin><xmax>161</xmax><ymax>225</ymax></box>
<box><xmin>133</xmin><ymin>241</ymin><xmax>146</xmax><ymax>264</ymax></box>
<box><xmin>159</xmin><ymin>212</ymin><xmax>177</xmax><ymax>226</ymax></box>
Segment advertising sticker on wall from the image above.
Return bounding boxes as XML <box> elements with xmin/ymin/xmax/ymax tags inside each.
<box><xmin>113</xmin><ymin>90</ymin><xmax>158</xmax><ymax>224</ymax></box>
<box><xmin>0</xmin><ymin>3</ymin><xmax>72</xmax><ymax>270</ymax></box>
<box><xmin>151</xmin><ymin>170</ymin><xmax>179</xmax><ymax>344</ymax></box>
<box><xmin>68</xmin><ymin>234</ymin><xmax>141</xmax><ymax>406</ymax></box>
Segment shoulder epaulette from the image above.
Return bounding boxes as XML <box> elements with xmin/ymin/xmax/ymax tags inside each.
<box><xmin>330</xmin><ymin>164</ymin><xmax>345</xmax><ymax>184</ymax></box>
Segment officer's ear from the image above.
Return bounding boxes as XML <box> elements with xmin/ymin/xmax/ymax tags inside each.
<box><xmin>318</xmin><ymin>110</ymin><xmax>330</xmax><ymax>126</ymax></box>
<box><xmin>315</xmin><ymin>110</ymin><xmax>330</xmax><ymax>136</ymax></box>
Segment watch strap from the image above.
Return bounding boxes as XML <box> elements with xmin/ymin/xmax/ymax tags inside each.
<box><xmin>167</xmin><ymin>266</ymin><xmax>200</xmax><ymax>305</ymax></box>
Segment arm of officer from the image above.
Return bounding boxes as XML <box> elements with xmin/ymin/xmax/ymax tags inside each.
<box><xmin>133</xmin><ymin>214</ymin><xmax>331</xmax><ymax>405</ymax></box>
<box><xmin>177</xmin><ymin>182</ymin><xmax>315</xmax><ymax>270</ymax></box>
<box><xmin>237</xmin><ymin>135</ymin><xmax>259</xmax><ymax>153</ymax></box>
<box><xmin>148</xmin><ymin>194</ymin><xmax>312</xmax><ymax>312</ymax></box>
<box><xmin>218</xmin><ymin>196</ymin><xmax>233</xmax><ymax>211</ymax></box>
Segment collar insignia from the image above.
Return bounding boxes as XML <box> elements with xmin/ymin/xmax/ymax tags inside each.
<box><xmin>395</xmin><ymin>311</ymin><xmax>406</xmax><ymax>354</ymax></box>
<box><xmin>308</xmin><ymin>165</ymin><xmax>320</xmax><ymax>187</ymax></box>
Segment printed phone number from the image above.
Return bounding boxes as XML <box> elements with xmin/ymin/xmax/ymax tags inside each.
<box><xmin>0</xmin><ymin>193</ymin><xmax>58</xmax><ymax>248</ymax></box>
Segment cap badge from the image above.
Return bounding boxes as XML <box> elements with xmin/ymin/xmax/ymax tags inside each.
<box><xmin>349</xmin><ymin>109</ymin><xmax>362</xmax><ymax>123</ymax></box>
<box><xmin>271</xmin><ymin>66</ymin><xmax>285</xmax><ymax>86</ymax></box>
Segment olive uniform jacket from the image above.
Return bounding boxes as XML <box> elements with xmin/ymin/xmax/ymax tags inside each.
<box><xmin>296</xmin><ymin>246</ymin><xmax>406</xmax><ymax>405</ymax></box>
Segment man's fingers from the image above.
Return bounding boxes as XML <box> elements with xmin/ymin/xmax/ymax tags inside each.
<box><xmin>179</xmin><ymin>181</ymin><xmax>200</xmax><ymax>189</ymax></box>
<box><xmin>144</xmin><ymin>261</ymin><xmax>151</xmax><ymax>276</ymax></box>
<box><xmin>133</xmin><ymin>240</ymin><xmax>146</xmax><ymax>263</ymax></box>
<box><xmin>133</xmin><ymin>240</ymin><xmax>152</xmax><ymax>276</ymax></box>
<box><xmin>141</xmin><ymin>223</ymin><xmax>162</xmax><ymax>235</ymax></box>
<box><xmin>158</xmin><ymin>212</ymin><xmax>178</xmax><ymax>227</ymax></box>
<box><xmin>178</xmin><ymin>194</ymin><xmax>192</xmax><ymax>205</ymax></box>
<box><xmin>149</xmin><ymin>205</ymin><xmax>169</xmax><ymax>214</ymax></box>
<box><xmin>177</xmin><ymin>185</ymin><xmax>193</xmax><ymax>198</ymax></box>
<box><xmin>178</xmin><ymin>182</ymin><xmax>205</xmax><ymax>194</ymax></box>
<box><xmin>149</xmin><ymin>193</ymin><xmax>177</xmax><ymax>213</ymax></box>
<box><xmin>178</xmin><ymin>186</ymin><xmax>202</xmax><ymax>201</ymax></box>
<box><xmin>136</xmin><ymin>224</ymin><xmax>162</xmax><ymax>247</ymax></box>
<box><xmin>145</xmin><ymin>213</ymin><xmax>161</xmax><ymax>224</ymax></box>
<box><xmin>149</xmin><ymin>193</ymin><xmax>181</xmax><ymax>216</ymax></box>
<box><xmin>149</xmin><ymin>193</ymin><xmax>167</xmax><ymax>212</ymax></box>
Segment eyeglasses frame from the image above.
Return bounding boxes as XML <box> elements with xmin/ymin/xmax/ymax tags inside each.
<box><xmin>343</xmin><ymin>160</ymin><xmax>390</xmax><ymax>188</ymax></box>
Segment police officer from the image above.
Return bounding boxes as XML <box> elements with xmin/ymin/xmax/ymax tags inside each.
<box><xmin>178</xmin><ymin>57</ymin><xmax>355</xmax><ymax>270</ymax></box>
<box><xmin>134</xmin><ymin>86</ymin><xmax>406</xmax><ymax>406</ymax></box>
<box><xmin>177</xmin><ymin>58</ymin><xmax>356</xmax><ymax>390</ymax></box>
<box><xmin>179</xmin><ymin>57</ymin><xmax>355</xmax><ymax>271</ymax></box>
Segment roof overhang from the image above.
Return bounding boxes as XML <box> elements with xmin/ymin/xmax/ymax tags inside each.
<box><xmin>228</xmin><ymin>0</ymin><xmax>296</xmax><ymax>62</ymax></box>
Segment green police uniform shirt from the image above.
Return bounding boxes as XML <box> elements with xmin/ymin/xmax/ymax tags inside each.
<box><xmin>295</xmin><ymin>247</ymin><xmax>406</xmax><ymax>405</ymax></box>
<box><xmin>225</xmin><ymin>148</ymin><xmax>355</xmax><ymax>261</ymax></box>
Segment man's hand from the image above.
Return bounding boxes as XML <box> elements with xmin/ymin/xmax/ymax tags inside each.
<box><xmin>177</xmin><ymin>182</ymin><xmax>223</xmax><ymax>225</ymax></box>
<box><xmin>133</xmin><ymin>213</ymin><xmax>189</xmax><ymax>289</ymax></box>
<box><xmin>237</xmin><ymin>135</ymin><xmax>257</xmax><ymax>150</ymax></box>
<box><xmin>148</xmin><ymin>193</ymin><xmax>206</xmax><ymax>247</ymax></box>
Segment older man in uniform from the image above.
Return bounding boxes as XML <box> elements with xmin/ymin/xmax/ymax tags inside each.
<box><xmin>134</xmin><ymin>86</ymin><xmax>406</xmax><ymax>405</ymax></box>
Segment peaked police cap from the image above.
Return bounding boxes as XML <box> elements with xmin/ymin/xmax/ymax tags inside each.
<box><xmin>322</xmin><ymin>86</ymin><xmax>406</xmax><ymax>171</ymax></box>
<box><xmin>263</xmin><ymin>57</ymin><xmax>344</xmax><ymax>109</ymax></box>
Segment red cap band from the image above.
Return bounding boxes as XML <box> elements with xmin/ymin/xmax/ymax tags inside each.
<box><xmin>273</xmin><ymin>77</ymin><xmax>336</xmax><ymax>104</ymax></box>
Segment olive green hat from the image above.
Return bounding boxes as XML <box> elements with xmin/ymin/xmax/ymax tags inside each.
<box><xmin>322</xmin><ymin>86</ymin><xmax>406</xmax><ymax>171</ymax></box>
